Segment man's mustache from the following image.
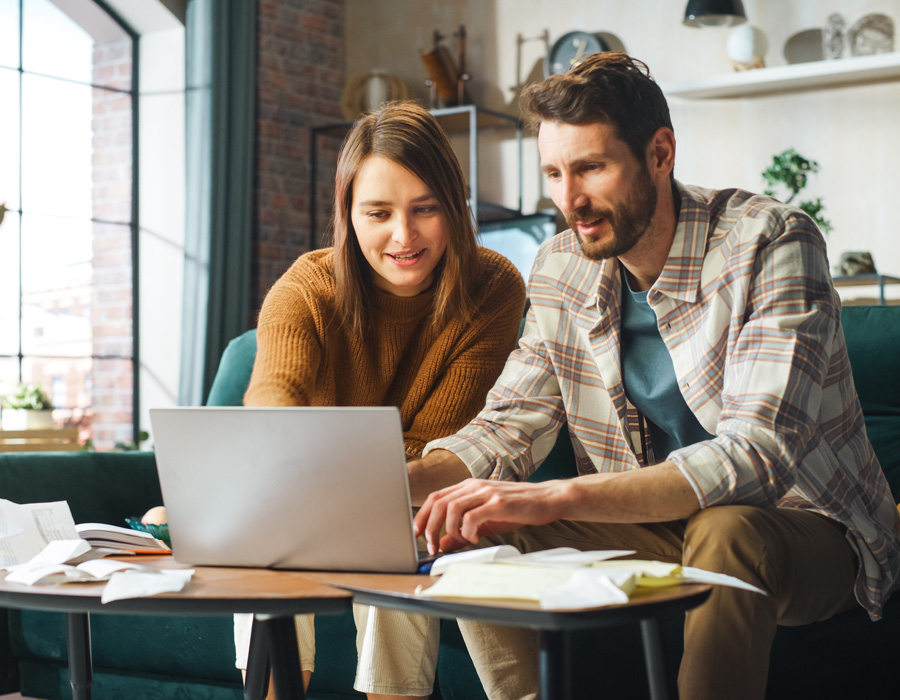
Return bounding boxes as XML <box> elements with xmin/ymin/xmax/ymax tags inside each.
<box><xmin>566</xmin><ymin>207</ymin><xmax>615</xmax><ymax>229</ymax></box>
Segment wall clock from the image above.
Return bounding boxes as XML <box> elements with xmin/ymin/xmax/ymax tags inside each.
<box><xmin>544</xmin><ymin>31</ymin><xmax>609</xmax><ymax>77</ymax></box>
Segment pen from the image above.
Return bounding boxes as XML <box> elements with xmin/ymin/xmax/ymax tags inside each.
<box><xmin>418</xmin><ymin>560</ymin><xmax>434</xmax><ymax>575</ymax></box>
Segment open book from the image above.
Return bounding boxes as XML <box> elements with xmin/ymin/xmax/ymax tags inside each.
<box><xmin>75</xmin><ymin>523</ymin><xmax>170</xmax><ymax>554</ymax></box>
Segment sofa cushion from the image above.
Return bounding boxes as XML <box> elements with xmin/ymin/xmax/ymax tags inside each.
<box><xmin>840</xmin><ymin>305</ymin><xmax>900</xmax><ymax>500</ymax></box>
<box><xmin>0</xmin><ymin>451</ymin><xmax>161</xmax><ymax>525</ymax></box>
<box><xmin>206</xmin><ymin>329</ymin><xmax>258</xmax><ymax>407</ymax></box>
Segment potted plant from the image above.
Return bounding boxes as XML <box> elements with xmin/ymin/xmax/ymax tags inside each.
<box><xmin>1</xmin><ymin>383</ymin><xmax>55</xmax><ymax>430</ymax></box>
<box><xmin>762</xmin><ymin>148</ymin><xmax>833</xmax><ymax>235</ymax></box>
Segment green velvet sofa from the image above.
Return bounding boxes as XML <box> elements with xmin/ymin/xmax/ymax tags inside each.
<box><xmin>0</xmin><ymin>304</ymin><xmax>897</xmax><ymax>699</ymax></box>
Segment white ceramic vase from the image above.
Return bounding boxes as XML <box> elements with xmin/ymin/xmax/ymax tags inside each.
<box><xmin>1</xmin><ymin>409</ymin><xmax>53</xmax><ymax>431</ymax></box>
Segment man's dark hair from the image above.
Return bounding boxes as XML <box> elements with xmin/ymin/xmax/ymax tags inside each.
<box><xmin>519</xmin><ymin>52</ymin><xmax>673</xmax><ymax>164</ymax></box>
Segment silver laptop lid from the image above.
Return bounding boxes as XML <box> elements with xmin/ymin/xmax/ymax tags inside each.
<box><xmin>149</xmin><ymin>406</ymin><xmax>420</xmax><ymax>573</ymax></box>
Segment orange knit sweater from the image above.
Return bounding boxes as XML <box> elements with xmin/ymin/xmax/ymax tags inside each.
<box><xmin>244</xmin><ymin>247</ymin><xmax>526</xmax><ymax>458</ymax></box>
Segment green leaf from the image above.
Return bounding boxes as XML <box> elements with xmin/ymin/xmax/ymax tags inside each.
<box><xmin>1</xmin><ymin>382</ymin><xmax>54</xmax><ymax>410</ymax></box>
<box><xmin>761</xmin><ymin>149</ymin><xmax>829</xmax><ymax>234</ymax></box>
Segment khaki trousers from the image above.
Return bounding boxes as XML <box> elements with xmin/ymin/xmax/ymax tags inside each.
<box><xmin>457</xmin><ymin>505</ymin><xmax>859</xmax><ymax>700</ymax></box>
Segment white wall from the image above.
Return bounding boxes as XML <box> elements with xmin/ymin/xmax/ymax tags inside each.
<box><xmin>104</xmin><ymin>0</ymin><xmax>186</xmax><ymax>438</ymax></box>
<box><xmin>346</xmin><ymin>0</ymin><xmax>900</xmax><ymax>302</ymax></box>
<box><xmin>137</xmin><ymin>24</ymin><xmax>186</xmax><ymax>436</ymax></box>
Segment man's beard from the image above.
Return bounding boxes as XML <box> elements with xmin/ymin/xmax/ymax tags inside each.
<box><xmin>567</xmin><ymin>166</ymin><xmax>658</xmax><ymax>261</ymax></box>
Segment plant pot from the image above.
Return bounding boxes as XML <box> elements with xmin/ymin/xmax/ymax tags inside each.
<box><xmin>1</xmin><ymin>409</ymin><xmax>54</xmax><ymax>431</ymax></box>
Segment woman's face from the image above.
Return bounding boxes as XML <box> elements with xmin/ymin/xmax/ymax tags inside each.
<box><xmin>350</xmin><ymin>155</ymin><xmax>450</xmax><ymax>297</ymax></box>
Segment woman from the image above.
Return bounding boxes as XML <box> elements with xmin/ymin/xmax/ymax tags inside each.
<box><xmin>236</xmin><ymin>100</ymin><xmax>526</xmax><ymax>699</ymax></box>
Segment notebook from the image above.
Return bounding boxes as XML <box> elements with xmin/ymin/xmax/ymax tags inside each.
<box><xmin>149</xmin><ymin>406</ymin><xmax>426</xmax><ymax>573</ymax></box>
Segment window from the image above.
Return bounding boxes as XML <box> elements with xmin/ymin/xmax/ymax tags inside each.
<box><xmin>0</xmin><ymin>0</ymin><xmax>137</xmax><ymax>449</ymax></box>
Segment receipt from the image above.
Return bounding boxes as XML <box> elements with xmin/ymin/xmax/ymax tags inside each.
<box><xmin>101</xmin><ymin>569</ymin><xmax>194</xmax><ymax>604</ymax></box>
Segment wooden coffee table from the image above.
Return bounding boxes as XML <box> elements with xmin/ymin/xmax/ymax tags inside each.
<box><xmin>0</xmin><ymin>555</ymin><xmax>351</xmax><ymax>700</ymax></box>
<box><xmin>303</xmin><ymin>571</ymin><xmax>712</xmax><ymax>700</ymax></box>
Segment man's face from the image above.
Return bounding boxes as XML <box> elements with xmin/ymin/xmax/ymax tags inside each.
<box><xmin>539</xmin><ymin>121</ymin><xmax>658</xmax><ymax>261</ymax></box>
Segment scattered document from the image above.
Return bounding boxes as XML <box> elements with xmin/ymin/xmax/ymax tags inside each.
<box><xmin>417</xmin><ymin>546</ymin><xmax>766</xmax><ymax>609</ymax></box>
<box><xmin>680</xmin><ymin>566</ymin><xmax>766</xmax><ymax>594</ymax></box>
<box><xmin>422</xmin><ymin>561</ymin><xmax>577</xmax><ymax>602</ymax></box>
<box><xmin>429</xmin><ymin>546</ymin><xmax>638</xmax><ymax>576</ymax></box>
<box><xmin>6</xmin><ymin>557</ymin><xmax>148</xmax><ymax>586</ymax></box>
<box><xmin>0</xmin><ymin>499</ymin><xmax>191</xmax><ymax>603</ymax></box>
<box><xmin>429</xmin><ymin>545</ymin><xmax>521</xmax><ymax>576</ymax></box>
<box><xmin>539</xmin><ymin>568</ymin><xmax>635</xmax><ymax>610</ymax></box>
<box><xmin>501</xmin><ymin>547</ymin><xmax>639</xmax><ymax>569</ymax></box>
<box><xmin>0</xmin><ymin>499</ymin><xmax>78</xmax><ymax>567</ymax></box>
<box><xmin>101</xmin><ymin>569</ymin><xmax>194</xmax><ymax>604</ymax></box>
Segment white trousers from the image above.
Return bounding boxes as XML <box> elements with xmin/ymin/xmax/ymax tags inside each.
<box><xmin>234</xmin><ymin>606</ymin><xmax>440</xmax><ymax>695</ymax></box>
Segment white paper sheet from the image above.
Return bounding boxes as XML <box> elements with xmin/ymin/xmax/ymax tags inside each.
<box><xmin>100</xmin><ymin>569</ymin><xmax>194</xmax><ymax>604</ymax></box>
<box><xmin>505</xmin><ymin>548</ymin><xmax>638</xmax><ymax>568</ymax></box>
<box><xmin>429</xmin><ymin>545</ymin><xmax>521</xmax><ymax>576</ymax></box>
<box><xmin>538</xmin><ymin>568</ymin><xmax>634</xmax><ymax>610</ymax></box>
<box><xmin>5</xmin><ymin>555</ymin><xmax>148</xmax><ymax>586</ymax></box>
<box><xmin>420</xmin><ymin>562</ymin><xmax>574</xmax><ymax>601</ymax></box>
<box><xmin>680</xmin><ymin>566</ymin><xmax>766</xmax><ymax>595</ymax></box>
<box><xmin>419</xmin><ymin>550</ymin><xmax>767</xmax><ymax>609</ymax></box>
<box><xmin>0</xmin><ymin>500</ymin><xmax>79</xmax><ymax>567</ymax></box>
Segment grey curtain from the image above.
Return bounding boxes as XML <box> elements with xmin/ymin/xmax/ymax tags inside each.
<box><xmin>181</xmin><ymin>0</ymin><xmax>255</xmax><ymax>405</ymax></box>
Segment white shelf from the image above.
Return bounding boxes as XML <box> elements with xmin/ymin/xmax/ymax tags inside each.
<box><xmin>661</xmin><ymin>52</ymin><xmax>900</xmax><ymax>99</ymax></box>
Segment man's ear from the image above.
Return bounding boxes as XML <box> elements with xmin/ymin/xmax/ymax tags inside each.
<box><xmin>646</xmin><ymin>127</ymin><xmax>676</xmax><ymax>179</ymax></box>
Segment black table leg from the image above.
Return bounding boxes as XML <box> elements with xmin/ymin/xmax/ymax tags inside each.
<box><xmin>538</xmin><ymin>629</ymin><xmax>573</xmax><ymax>700</ymax></box>
<box><xmin>640</xmin><ymin>617</ymin><xmax>675</xmax><ymax>700</ymax></box>
<box><xmin>257</xmin><ymin>614</ymin><xmax>305</xmax><ymax>700</ymax></box>
<box><xmin>244</xmin><ymin>616</ymin><xmax>271</xmax><ymax>700</ymax></box>
<box><xmin>66</xmin><ymin>612</ymin><xmax>92</xmax><ymax>700</ymax></box>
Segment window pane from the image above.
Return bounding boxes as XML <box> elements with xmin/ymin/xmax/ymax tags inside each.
<box><xmin>23</xmin><ymin>0</ymin><xmax>91</xmax><ymax>83</ymax></box>
<box><xmin>23</xmin><ymin>0</ymin><xmax>131</xmax><ymax>90</ymax></box>
<box><xmin>20</xmin><ymin>354</ymin><xmax>91</xmax><ymax>441</ymax></box>
<box><xmin>20</xmin><ymin>214</ymin><xmax>92</xmax><ymax>358</ymax></box>
<box><xmin>0</xmin><ymin>357</ymin><xmax>19</xmax><ymax>430</ymax></box>
<box><xmin>93</xmin><ymin>30</ymin><xmax>132</xmax><ymax>93</ymax></box>
<box><xmin>21</xmin><ymin>354</ymin><xmax>91</xmax><ymax>410</ymax></box>
<box><xmin>92</xmin><ymin>88</ymin><xmax>133</xmax><ymax>223</ymax></box>
<box><xmin>21</xmin><ymin>73</ymin><xmax>92</xmax><ymax>218</ymax></box>
<box><xmin>0</xmin><ymin>67</ymin><xmax>19</xmax><ymax>210</ymax></box>
<box><xmin>0</xmin><ymin>357</ymin><xmax>19</xmax><ymax>401</ymax></box>
<box><xmin>85</xmin><ymin>357</ymin><xmax>133</xmax><ymax>450</ymax></box>
<box><xmin>0</xmin><ymin>209</ymin><xmax>20</xmax><ymax>356</ymax></box>
<box><xmin>0</xmin><ymin>0</ymin><xmax>19</xmax><ymax>69</ymax></box>
<box><xmin>91</xmin><ymin>222</ymin><xmax>133</xmax><ymax>358</ymax></box>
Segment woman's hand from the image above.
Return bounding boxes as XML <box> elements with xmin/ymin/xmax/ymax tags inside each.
<box><xmin>141</xmin><ymin>505</ymin><xmax>167</xmax><ymax>525</ymax></box>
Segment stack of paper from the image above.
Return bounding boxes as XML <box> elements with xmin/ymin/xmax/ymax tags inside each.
<box><xmin>417</xmin><ymin>546</ymin><xmax>765</xmax><ymax>610</ymax></box>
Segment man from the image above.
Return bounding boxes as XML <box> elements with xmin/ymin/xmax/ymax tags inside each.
<box><xmin>409</xmin><ymin>52</ymin><xmax>900</xmax><ymax>700</ymax></box>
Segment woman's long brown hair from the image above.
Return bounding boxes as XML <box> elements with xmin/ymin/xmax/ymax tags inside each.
<box><xmin>330</xmin><ymin>101</ymin><xmax>479</xmax><ymax>337</ymax></box>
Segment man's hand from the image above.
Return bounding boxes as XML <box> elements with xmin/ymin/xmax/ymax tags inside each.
<box><xmin>414</xmin><ymin>478</ymin><xmax>571</xmax><ymax>554</ymax></box>
<box><xmin>413</xmin><ymin>461</ymin><xmax>701</xmax><ymax>554</ymax></box>
<box><xmin>407</xmin><ymin>449</ymin><xmax>472</xmax><ymax>506</ymax></box>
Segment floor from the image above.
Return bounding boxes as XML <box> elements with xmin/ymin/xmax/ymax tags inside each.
<box><xmin>0</xmin><ymin>694</ymin><xmax>43</xmax><ymax>699</ymax></box>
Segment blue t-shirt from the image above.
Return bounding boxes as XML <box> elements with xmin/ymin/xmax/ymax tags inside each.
<box><xmin>619</xmin><ymin>271</ymin><xmax>713</xmax><ymax>460</ymax></box>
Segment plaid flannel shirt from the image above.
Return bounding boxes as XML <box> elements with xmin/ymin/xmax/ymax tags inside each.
<box><xmin>427</xmin><ymin>182</ymin><xmax>900</xmax><ymax>619</ymax></box>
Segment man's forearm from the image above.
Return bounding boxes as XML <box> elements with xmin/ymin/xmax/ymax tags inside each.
<box><xmin>558</xmin><ymin>461</ymin><xmax>701</xmax><ymax>523</ymax></box>
<box><xmin>408</xmin><ymin>449</ymin><xmax>472</xmax><ymax>506</ymax></box>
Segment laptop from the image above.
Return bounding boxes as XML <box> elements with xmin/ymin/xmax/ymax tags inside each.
<box><xmin>149</xmin><ymin>406</ymin><xmax>427</xmax><ymax>573</ymax></box>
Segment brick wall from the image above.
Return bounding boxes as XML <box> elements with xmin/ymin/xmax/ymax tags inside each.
<box><xmin>252</xmin><ymin>0</ymin><xmax>346</xmax><ymax>318</ymax></box>
<box><xmin>90</xmin><ymin>37</ymin><xmax>134</xmax><ymax>450</ymax></box>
